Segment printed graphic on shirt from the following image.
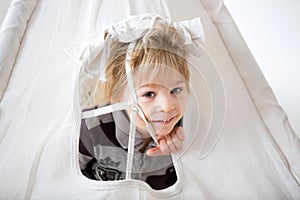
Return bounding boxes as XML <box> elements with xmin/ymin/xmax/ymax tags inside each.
<box><xmin>92</xmin><ymin>157</ymin><xmax>122</xmax><ymax>181</ymax></box>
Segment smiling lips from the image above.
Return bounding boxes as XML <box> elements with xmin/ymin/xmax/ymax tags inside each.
<box><xmin>151</xmin><ymin>116</ymin><xmax>176</xmax><ymax>125</ymax></box>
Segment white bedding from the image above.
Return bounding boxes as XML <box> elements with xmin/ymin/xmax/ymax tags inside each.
<box><xmin>0</xmin><ymin>0</ymin><xmax>299</xmax><ymax>199</ymax></box>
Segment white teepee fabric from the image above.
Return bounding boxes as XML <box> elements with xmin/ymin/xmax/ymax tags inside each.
<box><xmin>0</xmin><ymin>0</ymin><xmax>299</xmax><ymax>199</ymax></box>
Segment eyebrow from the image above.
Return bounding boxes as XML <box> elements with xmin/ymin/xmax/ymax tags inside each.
<box><xmin>175</xmin><ymin>80</ymin><xmax>186</xmax><ymax>85</ymax></box>
<box><xmin>137</xmin><ymin>80</ymin><xmax>186</xmax><ymax>89</ymax></box>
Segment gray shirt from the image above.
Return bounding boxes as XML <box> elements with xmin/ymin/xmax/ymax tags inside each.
<box><xmin>79</xmin><ymin>109</ymin><xmax>177</xmax><ymax>190</ymax></box>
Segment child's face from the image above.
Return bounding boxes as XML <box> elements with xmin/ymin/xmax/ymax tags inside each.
<box><xmin>119</xmin><ymin>68</ymin><xmax>189</xmax><ymax>137</ymax></box>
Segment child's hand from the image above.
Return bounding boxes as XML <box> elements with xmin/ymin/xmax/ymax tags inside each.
<box><xmin>146</xmin><ymin>127</ymin><xmax>185</xmax><ymax>156</ymax></box>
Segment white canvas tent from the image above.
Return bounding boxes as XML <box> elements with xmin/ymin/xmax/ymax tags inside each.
<box><xmin>0</xmin><ymin>0</ymin><xmax>299</xmax><ymax>199</ymax></box>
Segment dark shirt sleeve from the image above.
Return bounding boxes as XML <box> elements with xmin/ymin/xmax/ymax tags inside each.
<box><xmin>79</xmin><ymin>118</ymin><xmax>94</xmax><ymax>157</ymax></box>
<box><xmin>79</xmin><ymin>118</ymin><xmax>96</xmax><ymax>173</ymax></box>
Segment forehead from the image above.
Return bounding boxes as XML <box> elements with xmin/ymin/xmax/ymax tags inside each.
<box><xmin>133</xmin><ymin>64</ymin><xmax>188</xmax><ymax>88</ymax></box>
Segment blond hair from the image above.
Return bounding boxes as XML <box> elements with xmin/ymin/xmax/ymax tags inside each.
<box><xmin>95</xmin><ymin>24</ymin><xmax>190</xmax><ymax>104</ymax></box>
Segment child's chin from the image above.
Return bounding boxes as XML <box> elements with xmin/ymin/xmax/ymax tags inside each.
<box><xmin>155</xmin><ymin>127</ymin><xmax>174</xmax><ymax>137</ymax></box>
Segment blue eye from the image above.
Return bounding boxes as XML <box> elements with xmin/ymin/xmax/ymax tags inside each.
<box><xmin>143</xmin><ymin>92</ymin><xmax>156</xmax><ymax>98</ymax></box>
<box><xmin>171</xmin><ymin>87</ymin><xmax>182</xmax><ymax>94</ymax></box>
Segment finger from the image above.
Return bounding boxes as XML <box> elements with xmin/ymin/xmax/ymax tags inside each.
<box><xmin>146</xmin><ymin>128</ymin><xmax>185</xmax><ymax>156</ymax></box>
<box><xmin>172</xmin><ymin>127</ymin><xmax>185</xmax><ymax>149</ymax></box>
<box><xmin>146</xmin><ymin>146</ymin><xmax>162</xmax><ymax>156</ymax></box>
<box><xmin>158</xmin><ymin>137</ymin><xmax>171</xmax><ymax>154</ymax></box>
<box><xmin>146</xmin><ymin>145</ymin><xmax>171</xmax><ymax>156</ymax></box>
<box><xmin>146</xmin><ymin>137</ymin><xmax>171</xmax><ymax>157</ymax></box>
<box><xmin>174</xmin><ymin>127</ymin><xmax>185</xmax><ymax>141</ymax></box>
<box><xmin>165</xmin><ymin>133</ymin><xmax>177</xmax><ymax>152</ymax></box>
<box><xmin>170</xmin><ymin>130</ymin><xmax>182</xmax><ymax>151</ymax></box>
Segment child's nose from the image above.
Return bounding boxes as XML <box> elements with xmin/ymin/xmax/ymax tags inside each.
<box><xmin>157</xmin><ymin>95</ymin><xmax>176</xmax><ymax>112</ymax></box>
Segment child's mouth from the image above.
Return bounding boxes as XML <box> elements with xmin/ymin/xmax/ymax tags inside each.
<box><xmin>151</xmin><ymin>116</ymin><xmax>175</xmax><ymax>125</ymax></box>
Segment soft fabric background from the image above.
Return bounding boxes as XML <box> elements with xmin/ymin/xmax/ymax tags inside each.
<box><xmin>0</xmin><ymin>0</ymin><xmax>299</xmax><ymax>199</ymax></box>
<box><xmin>225</xmin><ymin>0</ymin><xmax>300</xmax><ymax>135</ymax></box>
